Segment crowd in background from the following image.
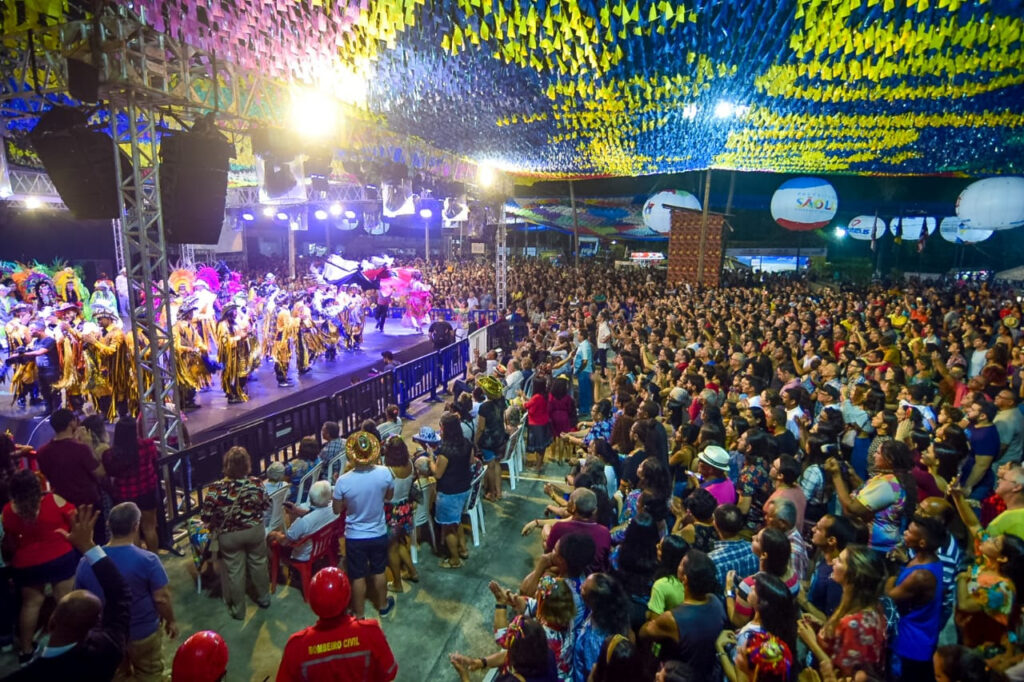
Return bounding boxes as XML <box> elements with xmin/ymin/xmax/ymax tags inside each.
<box><xmin>2</xmin><ymin>256</ymin><xmax>1024</xmax><ymax>681</ymax></box>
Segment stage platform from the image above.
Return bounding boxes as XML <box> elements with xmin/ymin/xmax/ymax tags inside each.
<box><xmin>0</xmin><ymin>325</ymin><xmax>435</xmax><ymax>448</ymax></box>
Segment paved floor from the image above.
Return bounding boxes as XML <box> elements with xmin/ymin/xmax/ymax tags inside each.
<box><xmin>0</xmin><ymin>396</ymin><xmax>556</xmax><ymax>681</ymax></box>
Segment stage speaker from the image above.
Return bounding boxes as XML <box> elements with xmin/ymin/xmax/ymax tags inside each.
<box><xmin>159</xmin><ymin>125</ymin><xmax>234</xmax><ymax>245</ymax></box>
<box><xmin>28</xmin><ymin>107</ymin><xmax>131</xmax><ymax>220</ymax></box>
<box><xmin>66</xmin><ymin>58</ymin><xmax>99</xmax><ymax>102</ymax></box>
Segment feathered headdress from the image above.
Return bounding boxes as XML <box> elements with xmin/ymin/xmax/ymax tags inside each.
<box><xmin>195</xmin><ymin>266</ymin><xmax>220</xmax><ymax>292</ymax></box>
<box><xmin>168</xmin><ymin>268</ymin><xmax>195</xmax><ymax>294</ymax></box>
<box><xmin>52</xmin><ymin>266</ymin><xmax>89</xmax><ymax>304</ymax></box>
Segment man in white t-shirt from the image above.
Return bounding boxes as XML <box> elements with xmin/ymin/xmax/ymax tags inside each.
<box><xmin>332</xmin><ymin>432</ymin><xmax>395</xmax><ymax>618</ymax></box>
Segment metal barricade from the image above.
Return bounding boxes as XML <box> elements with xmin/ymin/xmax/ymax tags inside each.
<box><xmin>334</xmin><ymin>372</ymin><xmax>394</xmax><ymax>435</ymax></box>
<box><xmin>392</xmin><ymin>353</ymin><xmax>439</xmax><ymax>415</ymax></box>
<box><xmin>437</xmin><ymin>338</ymin><xmax>470</xmax><ymax>390</ymax></box>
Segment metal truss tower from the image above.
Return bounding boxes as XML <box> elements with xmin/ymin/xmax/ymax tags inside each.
<box><xmin>495</xmin><ymin>206</ymin><xmax>508</xmax><ymax>313</ymax></box>
<box><xmin>107</xmin><ymin>93</ymin><xmax>185</xmax><ymax>448</ymax></box>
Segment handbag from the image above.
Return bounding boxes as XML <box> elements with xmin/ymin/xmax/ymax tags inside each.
<box><xmin>409</xmin><ymin>477</ymin><xmax>424</xmax><ymax>505</ymax></box>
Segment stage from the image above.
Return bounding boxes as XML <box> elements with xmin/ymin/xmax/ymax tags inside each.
<box><xmin>0</xmin><ymin>325</ymin><xmax>435</xmax><ymax>448</ymax></box>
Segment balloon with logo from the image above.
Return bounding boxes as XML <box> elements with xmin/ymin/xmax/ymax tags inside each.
<box><xmin>642</xmin><ymin>190</ymin><xmax>702</xmax><ymax>234</ymax></box>
<box><xmin>939</xmin><ymin>217</ymin><xmax>993</xmax><ymax>244</ymax></box>
<box><xmin>845</xmin><ymin>215</ymin><xmax>886</xmax><ymax>241</ymax></box>
<box><xmin>888</xmin><ymin>217</ymin><xmax>936</xmax><ymax>241</ymax></box>
<box><xmin>770</xmin><ymin>177</ymin><xmax>838</xmax><ymax>231</ymax></box>
<box><xmin>955</xmin><ymin>177</ymin><xmax>1024</xmax><ymax>230</ymax></box>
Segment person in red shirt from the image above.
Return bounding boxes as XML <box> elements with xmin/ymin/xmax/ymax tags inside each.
<box><xmin>1</xmin><ymin>469</ymin><xmax>77</xmax><ymax>663</ymax></box>
<box><xmin>277</xmin><ymin>567</ymin><xmax>398</xmax><ymax>682</ymax></box>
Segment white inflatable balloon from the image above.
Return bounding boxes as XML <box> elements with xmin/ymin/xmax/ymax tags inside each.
<box><xmin>939</xmin><ymin>216</ymin><xmax>993</xmax><ymax>244</ymax></box>
<box><xmin>846</xmin><ymin>215</ymin><xmax>886</xmax><ymax>241</ymax></box>
<box><xmin>888</xmin><ymin>216</ymin><xmax>936</xmax><ymax>241</ymax></box>
<box><xmin>956</xmin><ymin>177</ymin><xmax>1024</xmax><ymax>230</ymax></box>
<box><xmin>642</xmin><ymin>190</ymin><xmax>702</xmax><ymax>234</ymax></box>
<box><xmin>770</xmin><ymin>177</ymin><xmax>838</xmax><ymax>231</ymax></box>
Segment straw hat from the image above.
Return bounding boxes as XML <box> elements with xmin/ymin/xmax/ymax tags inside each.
<box><xmin>412</xmin><ymin>426</ymin><xmax>441</xmax><ymax>445</ymax></box>
<box><xmin>346</xmin><ymin>431</ymin><xmax>381</xmax><ymax>465</ymax></box>
<box><xmin>477</xmin><ymin>375</ymin><xmax>504</xmax><ymax>399</ymax></box>
<box><xmin>1004</xmin><ymin>315</ymin><xmax>1019</xmax><ymax>329</ymax></box>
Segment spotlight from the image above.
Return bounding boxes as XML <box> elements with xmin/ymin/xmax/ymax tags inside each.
<box><xmin>329</xmin><ymin>203</ymin><xmax>343</xmax><ymax>217</ymax></box>
<box><xmin>344</xmin><ymin>210</ymin><xmax>357</xmax><ymax>220</ymax></box>
<box><xmin>477</xmin><ymin>163</ymin><xmax>497</xmax><ymax>188</ymax></box>
<box><xmin>834</xmin><ymin>226</ymin><xmax>848</xmax><ymax>238</ymax></box>
<box><xmin>241</xmin><ymin>211</ymin><xmax>256</xmax><ymax>221</ymax></box>
<box><xmin>713</xmin><ymin>101</ymin><xmax>734</xmax><ymax>118</ymax></box>
<box><xmin>276</xmin><ymin>211</ymin><xmax>289</xmax><ymax>221</ymax></box>
<box><xmin>289</xmin><ymin>89</ymin><xmax>339</xmax><ymax>140</ymax></box>
<box><xmin>24</xmin><ymin>196</ymin><xmax>43</xmax><ymax>209</ymax></box>
<box><xmin>314</xmin><ymin>209</ymin><xmax>328</xmax><ymax>220</ymax></box>
<box><xmin>419</xmin><ymin>208</ymin><xmax>433</xmax><ymax>219</ymax></box>
<box><xmin>262</xmin><ymin>206</ymin><xmax>275</xmax><ymax>217</ymax></box>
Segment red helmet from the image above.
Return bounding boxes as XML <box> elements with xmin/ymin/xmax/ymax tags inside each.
<box><xmin>172</xmin><ymin>631</ymin><xmax>228</xmax><ymax>682</ymax></box>
<box><xmin>309</xmin><ymin>567</ymin><xmax>351</xmax><ymax>619</ymax></box>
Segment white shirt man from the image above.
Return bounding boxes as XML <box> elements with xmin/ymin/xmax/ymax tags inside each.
<box><xmin>285</xmin><ymin>481</ymin><xmax>340</xmax><ymax>561</ymax></box>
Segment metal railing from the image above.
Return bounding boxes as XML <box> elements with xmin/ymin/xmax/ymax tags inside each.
<box><xmin>157</xmin><ymin>329</ymin><xmax>485</xmax><ymax>544</ymax></box>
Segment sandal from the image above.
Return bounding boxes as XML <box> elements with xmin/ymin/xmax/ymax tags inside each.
<box><xmin>459</xmin><ymin>550</ymin><xmax>469</xmax><ymax>560</ymax></box>
<box><xmin>440</xmin><ymin>558</ymin><xmax>463</xmax><ymax>569</ymax></box>
<box><xmin>403</xmin><ymin>572</ymin><xmax>420</xmax><ymax>583</ymax></box>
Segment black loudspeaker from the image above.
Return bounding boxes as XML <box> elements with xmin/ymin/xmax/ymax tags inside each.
<box><xmin>159</xmin><ymin>129</ymin><xmax>234</xmax><ymax>244</ymax></box>
<box><xmin>66</xmin><ymin>58</ymin><xmax>99</xmax><ymax>102</ymax></box>
<box><xmin>28</xmin><ymin>107</ymin><xmax>130</xmax><ymax>220</ymax></box>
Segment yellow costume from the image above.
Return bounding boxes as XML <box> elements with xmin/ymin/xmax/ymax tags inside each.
<box><xmin>5</xmin><ymin>319</ymin><xmax>36</xmax><ymax>404</ymax></box>
<box><xmin>216</xmin><ymin>314</ymin><xmax>250</xmax><ymax>403</ymax></box>
<box><xmin>272</xmin><ymin>306</ymin><xmax>296</xmax><ymax>385</ymax></box>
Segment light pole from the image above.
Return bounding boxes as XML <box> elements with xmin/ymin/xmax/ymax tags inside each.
<box><xmin>420</xmin><ymin>207</ymin><xmax>433</xmax><ymax>264</ymax></box>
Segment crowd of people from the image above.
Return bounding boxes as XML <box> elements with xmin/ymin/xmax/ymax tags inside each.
<box><xmin>2</xmin><ymin>254</ymin><xmax>1024</xmax><ymax>681</ymax></box>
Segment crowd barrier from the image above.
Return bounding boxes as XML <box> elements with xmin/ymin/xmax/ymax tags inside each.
<box><xmin>157</xmin><ymin>325</ymin><xmax>490</xmax><ymax>545</ymax></box>
<box><xmin>383</xmin><ymin>306</ymin><xmax>499</xmax><ymax>327</ymax></box>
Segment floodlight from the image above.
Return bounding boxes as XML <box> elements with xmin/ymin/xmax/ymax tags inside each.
<box><xmin>314</xmin><ymin>209</ymin><xmax>328</xmax><ymax>220</ymax></box>
<box><xmin>241</xmin><ymin>211</ymin><xmax>256</xmax><ymax>221</ymax></box>
<box><xmin>834</xmin><ymin>227</ymin><xmax>848</xmax><ymax>238</ymax></box>
<box><xmin>714</xmin><ymin>101</ymin><xmax>734</xmax><ymax>118</ymax></box>
<box><xmin>419</xmin><ymin>208</ymin><xmax>433</xmax><ymax>219</ymax></box>
<box><xmin>329</xmin><ymin>203</ymin><xmax>343</xmax><ymax>216</ymax></box>
<box><xmin>24</xmin><ymin>196</ymin><xmax>42</xmax><ymax>209</ymax></box>
<box><xmin>477</xmin><ymin>163</ymin><xmax>497</xmax><ymax>188</ymax></box>
<box><xmin>276</xmin><ymin>211</ymin><xmax>289</xmax><ymax>221</ymax></box>
<box><xmin>344</xmin><ymin>210</ymin><xmax>357</xmax><ymax>220</ymax></box>
<box><xmin>262</xmin><ymin>206</ymin><xmax>275</xmax><ymax>217</ymax></box>
<box><xmin>290</xmin><ymin>89</ymin><xmax>339</xmax><ymax>140</ymax></box>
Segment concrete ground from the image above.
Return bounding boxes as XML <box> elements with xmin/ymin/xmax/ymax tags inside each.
<box><xmin>0</xmin><ymin>396</ymin><xmax>555</xmax><ymax>681</ymax></box>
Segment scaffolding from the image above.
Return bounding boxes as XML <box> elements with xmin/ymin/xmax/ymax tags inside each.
<box><xmin>495</xmin><ymin>206</ymin><xmax>507</xmax><ymax>312</ymax></box>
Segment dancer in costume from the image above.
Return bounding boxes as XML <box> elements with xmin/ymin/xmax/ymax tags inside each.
<box><xmin>216</xmin><ymin>303</ymin><xmax>250</xmax><ymax>404</ymax></box>
<box><xmin>272</xmin><ymin>293</ymin><xmax>296</xmax><ymax>388</ymax></box>
<box><xmin>82</xmin><ymin>305</ymin><xmax>131</xmax><ymax>419</ymax></box>
<box><xmin>405</xmin><ymin>272</ymin><xmax>432</xmax><ymax>334</ymax></box>
<box><xmin>52</xmin><ymin>267</ymin><xmax>89</xmax><ymax>310</ymax></box>
<box><xmin>294</xmin><ymin>298</ymin><xmax>326</xmax><ymax>373</ymax></box>
<box><xmin>373</xmin><ymin>288</ymin><xmax>391</xmax><ymax>333</ymax></box>
<box><xmin>342</xmin><ymin>285</ymin><xmax>366</xmax><ymax>350</ymax></box>
<box><xmin>5</xmin><ymin>304</ymin><xmax>38</xmax><ymax>407</ymax></box>
<box><xmin>172</xmin><ymin>300</ymin><xmax>203</xmax><ymax>409</ymax></box>
<box><xmin>51</xmin><ymin>302</ymin><xmax>86</xmax><ymax>409</ymax></box>
<box><xmin>319</xmin><ymin>297</ymin><xmax>342</xmax><ymax>361</ymax></box>
<box><xmin>89</xmin><ymin>279</ymin><xmax>118</xmax><ymax>318</ymax></box>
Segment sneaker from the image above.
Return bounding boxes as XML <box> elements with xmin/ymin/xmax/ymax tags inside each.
<box><xmin>378</xmin><ymin>595</ymin><xmax>396</xmax><ymax>617</ymax></box>
<box><xmin>278</xmin><ymin>381</ymin><xmax>294</xmax><ymax>388</ymax></box>
<box><xmin>256</xmin><ymin>597</ymin><xmax>271</xmax><ymax>609</ymax></box>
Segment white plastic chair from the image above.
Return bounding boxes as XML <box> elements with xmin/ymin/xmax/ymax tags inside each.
<box><xmin>295</xmin><ymin>462</ymin><xmax>323</xmax><ymax>507</ymax></box>
<box><xmin>463</xmin><ymin>468</ymin><xmax>487</xmax><ymax>547</ymax></box>
<box><xmin>499</xmin><ymin>424</ymin><xmax>525</xmax><ymax>492</ymax></box>
<box><xmin>410</xmin><ymin>478</ymin><xmax>437</xmax><ymax>564</ymax></box>
<box><xmin>264</xmin><ymin>484</ymin><xmax>290</xmax><ymax>534</ymax></box>
<box><xmin>325</xmin><ymin>454</ymin><xmax>347</xmax><ymax>484</ymax></box>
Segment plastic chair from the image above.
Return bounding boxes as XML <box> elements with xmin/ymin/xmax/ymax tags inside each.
<box><xmin>410</xmin><ymin>478</ymin><xmax>437</xmax><ymax>564</ymax></box>
<box><xmin>294</xmin><ymin>462</ymin><xmax>323</xmax><ymax>507</ymax></box>
<box><xmin>264</xmin><ymin>485</ymin><xmax>290</xmax><ymax>534</ymax></box>
<box><xmin>324</xmin><ymin>454</ymin><xmax>347</xmax><ymax>484</ymax></box>
<box><xmin>463</xmin><ymin>468</ymin><xmax>487</xmax><ymax>547</ymax></box>
<box><xmin>269</xmin><ymin>517</ymin><xmax>344</xmax><ymax>601</ymax></box>
<box><xmin>498</xmin><ymin>425</ymin><xmax>525</xmax><ymax>492</ymax></box>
